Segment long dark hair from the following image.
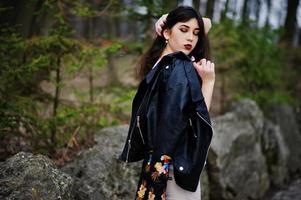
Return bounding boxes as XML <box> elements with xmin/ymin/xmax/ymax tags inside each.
<box><xmin>136</xmin><ymin>6</ymin><xmax>211</xmax><ymax>81</ymax></box>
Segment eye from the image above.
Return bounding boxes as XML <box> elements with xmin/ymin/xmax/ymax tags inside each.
<box><xmin>193</xmin><ymin>30</ymin><xmax>200</xmax><ymax>36</ymax></box>
<box><xmin>180</xmin><ymin>28</ymin><xmax>188</xmax><ymax>33</ymax></box>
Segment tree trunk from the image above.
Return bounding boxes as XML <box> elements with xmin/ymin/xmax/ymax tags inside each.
<box><xmin>51</xmin><ymin>56</ymin><xmax>61</xmax><ymax>145</ymax></box>
<box><xmin>255</xmin><ymin>0</ymin><xmax>261</xmax><ymax>26</ymax></box>
<box><xmin>28</xmin><ymin>0</ymin><xmax>44</xmax><ymax>36</ymax></box>
<box><xmin>88</xmin><ymin>18</ymin><xmax>94</xmax><ymax>103</ymax></box>
<box><xmin>241</xmin><ymin>0</ymin><xmax>250</xmax><ymax>25</ymax></box>
<box><xmin>281</xmin><ymin>0</ymin><xmax>300</xmax><ymax>45</ymax></box>
<box><xmin>107</xmin><ymin>53</ymin><xmax>120</xmax><ymax>86</ymax></box>
<box><xmin>205</xmin><ymin>0</ymin><xmax>215</xmax><ymax>18</ymax></box>
<box><xmin>193</xmin><ymin>0</ymin><xmax>200</xmax><ymax>11</ymax></box>
<box><xmin>232</xmin><ymin>0</ymin><xmax>238</xmax><ymax>18</ymax></box>
<box><xmin>265</xmin><ymin>0</ymin><xmax>272</xmax><ymax>27</ymax></box>
<box><xmin>220</xmin><ymin>0</ymin><xmax>230</xmax><ymax>21</ymax></box>
<box><xmin>89</xmin><ymin>66</ymin><xmax>94</xmax><ymax>103</ymax></box>
<box><xmin>145</xmin><ymin>8</ymin><xmax>154</xmax><ymax>44</ymax></box>
<box><xmin>106</xmin><ymin>15</ymin><xmax>120</xmax><ymax>86</ymax></box>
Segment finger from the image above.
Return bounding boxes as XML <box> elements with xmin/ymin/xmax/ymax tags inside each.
<box><xmin>203</xmin><ymin>17</ymin><xmax>212</xmax><ymax>35</ymax></box>
<box><xmin>156</xmin><ymin>20</ymin><xmax>165</xmax><ymax>36</ymax></box>
<box><xmin>206</xmin><ymin>60</ymin><xmax>211</xmax><ymax>68</ymax></box>
<box><xmin>201</xmin><ymin>59</ymin><xmax>206</xmax><ymax>67</ymax></box>
<box><xmin>193</xmin><ymin>61</ymin><xmax>201</xmax><ymax>70</ymax></box>
<box><xmin>196</xmin><ymin>58</ymin><xmax>203</xmax><ymax>65</ymax></box>
<box><xmin>211</xmin><ymin>62</ymin><xmax>215</xmax><ymax>71</ymax></box>
<box><xmin>162</xmin><ymin>14</ymin><xmax>168</xmax><ymax>22</ymax></box>
<box><xmin>191</xmin><ymin>56</ymin><xmax>195</xmax><ymax>62</ymax></box>
<box><xmin>155</xmin><ymin>22</ymin><xmax>162</xmax><ymax>36</ymax></box>
<box><xmin>156</xmin><ymin>27</ymin><xmax>162</xmax><ymax>36</ymax></box>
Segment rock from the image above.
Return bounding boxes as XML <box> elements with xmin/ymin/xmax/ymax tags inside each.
<box><xmin>0</xmin><ymin>152</ymin><xmax>74</xmax><ymax>200</ymax></box>
<box><xmin>268</xmin><ymin>104</ymin><xmax>301</xmax><ymax>175</ymax></box>
<box><xmin>2</xmin><ymin>98</ymin><xmax>298</xmax><ymax>200</ymax></box>
<box><xmin>208</xmin><ymin>99</ymin><xmax>270</xmax><ymax>200</ymax></box>
<box><xmin>261</xmin><ymin>119</ymin><xmax>289</xmax><ymax>186</ymax></box>
<box><xmin>200</xmin><ymin>169</ymin><xmax>210</xmax><ymax>200</ymax></box>
<box><xmin>270</xmin><ymin>179</ymin><xmax>301</xmax><ymax>200</ymax></box>
<box><xmin>62</xmin><ymin>125</ymin><xmax>142</xmax><ymax>200</ymax></box>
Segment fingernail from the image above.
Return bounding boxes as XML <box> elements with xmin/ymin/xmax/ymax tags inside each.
<box><xmin>191</xmin><ymin>56</ymin><xmax>195</xmax><ymax>62</ymax></box>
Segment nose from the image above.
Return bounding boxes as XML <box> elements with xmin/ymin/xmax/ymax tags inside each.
<box><xmin>187</xmin><ymin>31</ymin><xmax>194</xmax><ymax>42</ymax></box>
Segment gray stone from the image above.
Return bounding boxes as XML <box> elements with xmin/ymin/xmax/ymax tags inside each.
<box><xmin>0</xmin><ymin>152</ymin><xmax>74</xmax><ymax>200</ymax></box>
<box><xmin>200</xmin><ymin>168</ymin><xmax>210</xmax><ymax>200</ymax></box>
<box><xmin>208</xmin><ymin>99</ymin><xmax>270</xmax><ymax>200</ymax></box>
<box><xmin>62</xmin><ymin>125</ymin><xmax>142</xmax><ymax>200</ymax></box>
<box><xmin>268</xmin><ymin>104</ymin><xmax>301</xmax><ymax>175</ymax></box>
<box><xmin>261</xmin><ymin>119</ymin><xmax>289</xmax><ymax>186</ymax></box>
<box><xmin>271</xmin><ymin>179</ymin><xmax>301</xmax><ymax>200</ymax></box>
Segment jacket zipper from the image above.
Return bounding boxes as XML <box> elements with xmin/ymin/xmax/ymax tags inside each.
<box><xmin>126</xmin><ymin>116</ymin><xmax>138</xmax><ymax>163</ymax></box>
<box><xmin>125</xmin><ymin>69</ymin><xmax>163</xmax><ymax>163</ymax></box>
<box><xmin>196</xmin><ymin>111</ymin><xmax>213</xmax><ymax>174</ymax></box>
<box><xmin>189</xmin><ymin>118</ymin><xmax>197</xmax><ymax>138</ymax></box>
<box><xmin>126</xmin><ymin>139</ymin><xmax>131</xmax><ymax>162</ymax></box>
<box><xmin>137</xmin><ymin>115</ymin><xmax>145</xmax><ymax>144</ymax></box>
<box><xmin>126</xmin><ymin>99</ymin><xmax>149</xmax><ymax>163</ymax></box>
<box><xmin>196</xmin><ymin>111</ymin><xmax>213</xmax><ymax>129</ymax></box>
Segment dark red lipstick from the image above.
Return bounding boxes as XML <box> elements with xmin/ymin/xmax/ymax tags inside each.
<box><xmin>184</xmin><ymin>44</ymin><xmax>192</xmax><ymax>50</ymax></box>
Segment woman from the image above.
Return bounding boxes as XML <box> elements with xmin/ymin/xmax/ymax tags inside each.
<box><xmin>119</xmin><ymin>6</ymin><xmax>215</xmax><ymax>200</ymax></box>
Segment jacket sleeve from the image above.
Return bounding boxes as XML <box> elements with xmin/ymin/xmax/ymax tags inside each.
<box><xmin>146</xmin><ymin>59</ymin><xmax>191</xmax><ymax>159</ymax></box>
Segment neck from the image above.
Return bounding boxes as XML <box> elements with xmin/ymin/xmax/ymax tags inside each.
<box><xmin>158</xmin><ymin>45</ymin><xmax>173</xmax><ymax>61</ymax></box>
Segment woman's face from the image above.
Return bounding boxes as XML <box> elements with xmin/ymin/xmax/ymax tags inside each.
<box><xmin>163</xmin><ymin>18</ymin><xmax>200</xmax><ymax>55</ymax></box>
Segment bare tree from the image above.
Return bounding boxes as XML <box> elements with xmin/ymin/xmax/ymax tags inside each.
<box><xmin>221</xmin><ymin>0</ymin><xmax>230</xmax><ymax>21</ymax></box>
<box><xmin>265</xmin><ymin>0</ymin><xmax>272</xmax><ymax>27</ymax></box>
<box><xmin>241</xmin><ymin>0</ymin><xmax>250</xmax><ymax>25</ymax></box>
<box><xmin>193</xmin><ymin>0</ymin><xmax>200</xmax><ymax>11</ymax></box>
<box><xmin>281</xmin><ymin>0</ymin><xmax>300</xmax><ymax>45</ymax></box>
<box><xmin>205</xmin><ymin>0</ymin><xmax>216</xmax><ymax>18</ymax></box>
<box><xmin>254</xmin><ymin>0</ymin><xmax>261</xmax><ymax>26</ymax></box>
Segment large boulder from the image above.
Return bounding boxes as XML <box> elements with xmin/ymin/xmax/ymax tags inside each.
<box><xmin>208</xmin><ymin>99</ymin><xmax>270</xmax><ymax>200</ymax></box>
<box><xmin>2</xmin><ymin>99</ymin><xmax>298</xmax><ymax>200</ymax></box>
<box><xmin>261</xmin><ymin>119</ymin><xmax>289</xmax><ymax>187</ymax></box>
<box><xmin>200</xmin><ymin>169</ymin><xmax>210</xmax><ymax>200</ymax></box>
<box><xmin>0</xmin><ymin>152</ymin><xmax>74</xmax><ymax>200</ymax></box>
<box><xmin>62</xmin><ymin>125</ymin><xmax>142</xmax><ymax>200</ymax></box>
<box><xmin>268</xmin><ymin>104</ymin><xmax>301</xmax><ymax>175</ymax></box>
<box><xmin>270</xmin><ymin>179</ymin><xmax>301</xmax><ymax>200</ymax></box>
<box><xmin>62</xmin><ymin>124</ymin><xmax>211</xmax><ymax>200</ymax></box>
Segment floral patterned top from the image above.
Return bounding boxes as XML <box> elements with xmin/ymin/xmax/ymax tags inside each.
<box><xmin>135</xmin><ymin>151</ymin><xmax>172</xmax><ymax>200</ymax></box>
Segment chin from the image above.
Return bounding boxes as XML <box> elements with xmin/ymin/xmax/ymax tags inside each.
<box><xmin>181</xmin><ymin>50</ymin><xmax>191</xmax><ymax>55</ymax></box>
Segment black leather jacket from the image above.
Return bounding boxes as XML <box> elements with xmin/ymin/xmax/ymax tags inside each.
<box><xmin>119</xmin><ymin>51</ymin><xmax>213</xmax><ymax>192</ymax></box>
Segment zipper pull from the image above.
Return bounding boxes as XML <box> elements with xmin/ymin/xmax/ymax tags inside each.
<box><xmin>126</xmin><ymin>139</ymin><xmax>131</xmax><ymax>163</ymax></box>
<box><xmin>137</xmin><ymin>115</ymin><xmax>140</xmax><ymax>127</ymax></box>
<box><xmin>189</xmin><ymin>118</ymin><xmax>197</xmax><ymax>138</ymax></box>
<box><xmin>137</xmin><ymin>115</ymin><xmax>145</xmax><ymax>144</ymax></box>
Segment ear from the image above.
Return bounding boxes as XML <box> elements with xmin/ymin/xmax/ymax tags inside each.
<box><xmin>162</xmin><ymin>29</ymin><xmax>171</xmax><ymax>40</ymax></box>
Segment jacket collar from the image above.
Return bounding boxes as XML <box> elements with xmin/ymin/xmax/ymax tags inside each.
<box><xmin>145</xmin><ymin>51</ymin><xmax>191</xmax><ymax>84</ymax></box>
<box><xmin>144</xmin><ymin>51</ymin><xmax>204</xmax><ymax>103</ymax></box>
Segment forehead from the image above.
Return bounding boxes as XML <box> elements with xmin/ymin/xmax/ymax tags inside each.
<box><xmin>175</xmin><ymin>18</ymin><xmax>200</xmax><ymax>29</ymax></box>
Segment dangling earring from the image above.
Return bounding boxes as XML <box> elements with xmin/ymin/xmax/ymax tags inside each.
<box><xmin>165</xmin><ymin>39</ymin><xmax>169</xmax><ymax>45</ymax></box>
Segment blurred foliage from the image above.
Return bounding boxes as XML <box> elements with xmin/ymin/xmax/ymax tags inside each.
<box><xmin>0</xmin><ymin>1</ymin><xmax>131</xmax><ymax>162</ymax></box>
<box><xmin>210</xmin><ymin>18</ymin><xmax>297</xmax><ymax>112</ymax></box>
<box><xmin>0</xmin><ymin>0</ymin><xmax>300</xmax><ymax>163</ymax></box>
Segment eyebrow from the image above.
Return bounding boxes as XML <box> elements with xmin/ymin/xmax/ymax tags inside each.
<box><xmin>179</xmin><ymin>24</ymin><xmax>200</xmax><ymax>30</ymax></box>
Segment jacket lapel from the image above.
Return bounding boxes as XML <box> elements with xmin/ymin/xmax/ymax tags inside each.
<box><xmin>145</xmin><ymin>51</ymin><xmax>190</xmax><ymax>85</ymax></box>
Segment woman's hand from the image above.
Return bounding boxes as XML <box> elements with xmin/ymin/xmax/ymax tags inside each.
<box><xmin>192</xmin><ymin>57</ymin><xmax>215</xmax><ymax>83</ymax></box>
<box><xmin>192</xmin><ymin>57</ymin><xmax>215</xmax><ymax>111</ymax></box>
<box><xmin>155</xmin><ymin>14</ymin><xmax>212</xmax><ymax>36</ymax></box>
<box><xmin>155</xmin><ymin>14</ymin><xmax>168</xmax><ymax>36</ymax></box>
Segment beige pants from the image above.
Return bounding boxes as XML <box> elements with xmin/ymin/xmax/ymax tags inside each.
<box><xmin>166</xmin><ymin>165</ymin><xmax>201</xmax><ymax>200</ymax></box>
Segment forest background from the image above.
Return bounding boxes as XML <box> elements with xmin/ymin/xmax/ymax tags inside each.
<box><xmin>1</xmin><ymin>0</ymin><xmax>300</xmax><ymax>166</ymax></box>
